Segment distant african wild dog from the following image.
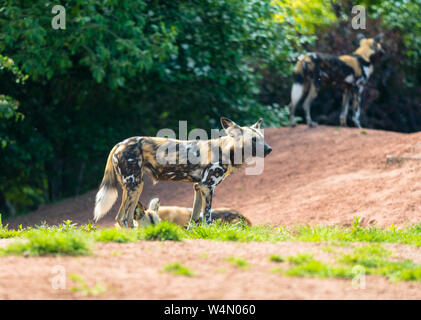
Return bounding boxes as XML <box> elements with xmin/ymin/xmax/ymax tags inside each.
<box><xmin>94</xmin><ymin>117</ymin><xmax>272</xmax><ymax>228</ymax></box>
<box><xmin>134</xmin><ymin>184</ymin><xmax>251</xmax><ymax>228</ymax></box>
<box><xmin>289</xmin><ymin>33</ymin><xmax>384</xmax><ymax>128</ymax></box>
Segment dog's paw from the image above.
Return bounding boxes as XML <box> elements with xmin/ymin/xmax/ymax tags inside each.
<box><xmin>309</xmin><ymin>121</ymin><xmax>318</xmax><ymax>128</ymax></box>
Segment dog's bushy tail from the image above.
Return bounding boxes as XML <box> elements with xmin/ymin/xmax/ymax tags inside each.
<box><xmin>290</xmin><ymin>56</ymin><xmax>309</xmax><ymax>109</ymax></box>
<box><xmin>94</xmin><ymin>144</ymin><xmax>119</xmax><ymax>222</ymax></box>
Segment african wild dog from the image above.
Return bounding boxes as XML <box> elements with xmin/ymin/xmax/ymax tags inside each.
<box><xmin>94</xmin><ymin>117</ymin><xmax>272</xmax><ymax>228</ymax></box>
<box><xmin>134</xmin><ymin>184</ymin><xmax>251</xmax><ymax>228</ymax></box>
<box><xmin>289</xmin><ymin>33</ymin><xmax>384</xmax><ymax>128</ymax></box>
<box><xmin>134</xmin><ymin>198</ymin><xmax>161</xmax><ymax>227</ymax></box>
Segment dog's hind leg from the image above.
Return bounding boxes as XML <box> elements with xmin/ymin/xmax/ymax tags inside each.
<box><xmin>116</xmin><ymin>181</ymin><xmax>143</xmax><ymax>228</ymax></box>
<box><xmin>340</xmin><ymin>89</ymin><xmax>351</xmax><ymax>127</ymax></box>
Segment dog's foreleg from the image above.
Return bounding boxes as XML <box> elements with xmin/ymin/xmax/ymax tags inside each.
<box><xmin>198</xmin><ymin>184</ymin><xmax>214</xmax><ymax>225</ymax></box>
<box><xmin>198</xmin><ymin>162</ymin><xmax>228</xmax><ymax>224</ymax></box>
<box><xmin>189</xmin><ymin>183</ymin><xmax>205</xmax><ymax>226</ymax></box>
<box><xmin>352</xmin><ymin>86</ymin><xmax>363</xmax><ymax>129</ymax></box>
<box><xmin>340</xmin><ymin>90</ymin><xmax>351</xmax><ymax>127</ymax></box>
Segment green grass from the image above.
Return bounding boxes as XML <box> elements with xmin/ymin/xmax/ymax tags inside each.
<box><xmin>143</xmin><ymin>221</ymin><xmax>183</xmax><ymax>241</ymax></box>
<box><xmin>279</xmin><ymin>244</ymin><xmax>421</xmax><ymax>283</ymax></box>
<box><xmin>338</xmin><ymin>244</ymin><xmax>421</xmax><ymax>282</ymax></box>
<box><xmin>183</xmin><ymin>220</ymin><xmax>281</xmax><ymax>242</ymax></box>
<box><xmin>0</xmin><ymin>214</ymin><xmax>24</xmax><ymax>238</ymax></box>
<box><xmin>225</xmin><ymin>256</ymin><xmax>249</xmax><ymax>269</ymax></box>
<box><xmin>269</xmin><ymin>254</ymin><xmax>284</xmax><ymax>263</ymax></box>
<box><xmin>283</xmin><ymin>253</ymin><xmax>353</xmax><ymax>279</ymax></box>
<box><xmin>94</xmin><ymin>227</ymin><xmax>139</xmax><ymax>243</ymax></box>
<box><xmin>0</xmin><ymin>217</ymin><xmax>420</xmax><ymax>257</ymax></box>
<box><xmin>69</xmin><ymin>273</ymin><xmax>107</xmax><ymax>296</ymax></box>
<box><xmin>162</xmin><ymin>262</ymin><xmax>194</xmax><ymax>276</ymax></box>
<box><xmin>0</xmin><ymin>229</ymin><xmax>92</xmax><ymax>256</ymax></box>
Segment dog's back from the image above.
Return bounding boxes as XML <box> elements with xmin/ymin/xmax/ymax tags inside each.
<box><xmin>159</xmin><ymin>206</ymin><xmax>252</xmax><ymax>227</ymax></box>
<box><xmin>136</xmin><ymin>202</ymin><xmax>251</xmax><ymax>228</ymax></box>
<box><xmin>158</xmin><ymin>206</ymin><xmax>193</xmax><ymax>227</ymax></box>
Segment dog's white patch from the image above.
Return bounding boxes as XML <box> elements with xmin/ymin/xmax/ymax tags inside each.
<box><xmin>363</xmin><ymin>65</ymin><xmax>373</xmax><ymax>79</ymax></box>
<box><xmin>345</xmin><ymin>74</ymin><xmax>354</xmax><ymax>83</ymax></box>
<box><xmin>123</xmin><ymin>174</ymin><xmax>134</xmax><ymax>184</ymax></box>
<box><xmin>291</xmin><ymin>83</ymin><xmax>304</xmax><ymax>106</ymax></box>
<box><xmin>94</xmin><ymin>185</ymin><xmax>118</xmax><ymax>222</ymax></box>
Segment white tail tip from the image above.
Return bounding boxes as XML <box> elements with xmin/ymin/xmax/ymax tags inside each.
<box><xmin>94</xmin><ymin>186</ymin><xmax>118</xmax><ymax>222</ymax></box>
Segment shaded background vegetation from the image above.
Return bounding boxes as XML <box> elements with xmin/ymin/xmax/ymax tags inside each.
<box><xmin>0</xmin><ymin>0</ymin><xmax>420</xmax><ymax>216</ymax></box>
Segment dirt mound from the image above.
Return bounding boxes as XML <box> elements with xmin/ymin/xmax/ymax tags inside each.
<box><xmin>7</xmin><ymin>125</ymin><xmax>421</xmax><ymax>229</ymax></box>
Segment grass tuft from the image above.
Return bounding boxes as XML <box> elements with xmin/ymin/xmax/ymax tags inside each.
<box><xmin>162</xmin><ymin>262</ymin><xmax>194</xmax><ymax>276</ymax></box>
<box><xmin>269</xmin><ymin>254</ymin><xmax>284</xmax><ymax>263</ymax></box>
<box><xmin>143</xmin><ymin>221</ymin><xmax>183</xmax><ymax>241</ymax></box>
<box><xmin>69</xmin><ymin>273</ymin><xmax>107</xmax><ymax>296</ymax></box>
<box><xmin>0</xmin><ymin>229</ymin><xmax>92</xmax><ymax>256</ymax></box>
<box><xmin>94</xmin><ymin>227</ymin><xmax>139</xmax><ymax>243</ymax></box>
<box><xmin>225</xmin><ymin>256</ymin><xmax>249</xmax><ymax>269</ymax></box>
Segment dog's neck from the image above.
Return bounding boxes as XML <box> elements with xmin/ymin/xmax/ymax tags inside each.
<box><xmin>353</xmin><ymin>43</ymin><xmax>375</xmax><ymax>63</ymax></box>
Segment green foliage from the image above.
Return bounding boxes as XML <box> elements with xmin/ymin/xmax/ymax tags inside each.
<box><xmin>162</xmin><ymin>262</ymin><xmax>194</xmax><ymax>276</ymax></box>
<box><xmin>0</xmin><ymin>54</ymin><xmax>27</xmax><ymax>150</ymax></box>
<box><xmin>0</xmin><ymin>229</ymin><xmax>92</xmax><ymax>256</ymax></box>
<box><xmin>273</xmin><ymin>0</ymin><xmax>338</xmax><ymax>34</ymax></box>
<box><xmin>143</xmin><ymin>221</ymin><xmax>183</xmax><ymax>241</ymax></box>
<box><xmin>371</xmin><ymin>0</ymin><xmax>421</xmax><ymax>68</ymax></box>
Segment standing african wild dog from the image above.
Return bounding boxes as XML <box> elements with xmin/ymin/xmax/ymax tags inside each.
<box><xmin>289</xmin><ymin>33</ymin><xmax>384</xmax><ymax>128</ymax></box>
<box><xmin>93</xmin><ymin>117</ymin><xmax>272</xmax><ymax>228</ymax></box>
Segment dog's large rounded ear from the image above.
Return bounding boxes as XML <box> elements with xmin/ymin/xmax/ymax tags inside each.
<box><xmin>356</xmin><ymin>33</ymin><xmax>366</xmax><ymax>45</ymax></box>
<box><xmin>374</xmin><ymin>33</ymin><xmax>384</xmax><ymax>42</ymax></box>
<box><xmin>251</xmin><ymin>118</ymin><xmax>263</xmax><ymax>130</ymax></box>
<box><xmin>220</xmin><ymin>117</ymin><xmax>241</xmax><ymax>136</ymax></box>
<box><xmin>148</xmin><ymin>197</ymin><xmax>161</xmax><ymax>213</ymax></box>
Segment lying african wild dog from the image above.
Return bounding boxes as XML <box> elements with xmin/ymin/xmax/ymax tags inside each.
<box><xmin>134</xmin><ymin>184</ymin><xmax>251</xmax><ymax>228</ymax></box>
<box><xmin>289</xmin><ymin>33</ymin><xmax>384</xmax><ymax>128</ymax></box>
<box><xmin>94</xmin><ymin>117</ymin><xmax>272</xmax><ymax>228</ymax></box>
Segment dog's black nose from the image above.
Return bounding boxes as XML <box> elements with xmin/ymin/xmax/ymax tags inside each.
<box><xmin>264</xmin><ymin>146</ymin><xmax>272</xmax><ymax>156</ymax></box>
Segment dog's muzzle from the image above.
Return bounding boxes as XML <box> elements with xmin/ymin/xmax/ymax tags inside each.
<box><xmin>264</xmin><ymin>145</ymin><xmax>272</xmax><ymax>157</ymax></box>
